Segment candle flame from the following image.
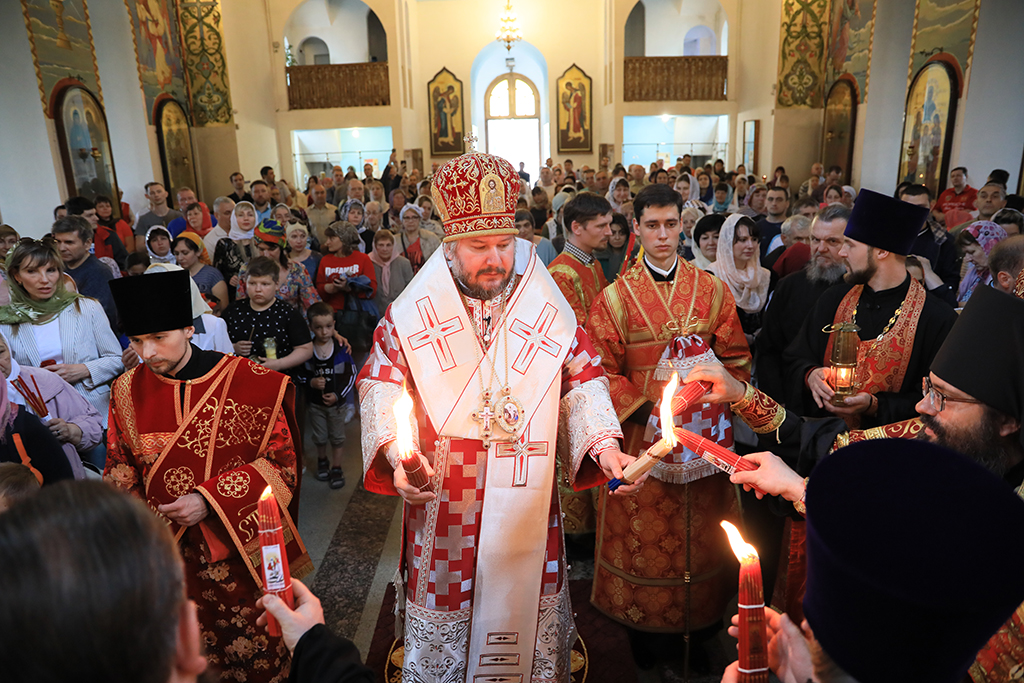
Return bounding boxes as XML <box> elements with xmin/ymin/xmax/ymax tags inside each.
<box><xmin>394</xmin><ymin>385</ymin><xmax>415</xmax><ymax>459</ymax></box>
<box><xmin>721</xmin><ymin>520</ymin><xmax>759</xmax><ymax>561</ymax></box>
<box><xmin>660</xmin><ymin>372</ymin><xmax>679</xmax><ymax>448</ymax></box>
<box><xmin>259</xmin><ymin>485</ymin><xmax>273</xmax><ymax>501</ymax></box>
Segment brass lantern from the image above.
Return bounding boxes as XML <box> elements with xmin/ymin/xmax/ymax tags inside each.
<box><xmin>827</xmin><ymin>322</ymin><xmax>860</xmax><ymax>405</ymax></box>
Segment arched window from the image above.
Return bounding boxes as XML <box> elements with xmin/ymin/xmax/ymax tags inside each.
<box><xmin>299</xmin><ymin>36</ymin><xmax>329</xmax><ymax>65</ymax></box>
<box><xmin>624</xmin><ymin>1</ymin><xmax>646</xmax><ymax>58</ymax></box>
<box><xmin>485</xmin><ymin>73</ymin><xmax>541</xmax><ymax>180</ymax></box>
<box><xmin>367</xmin><ymin>10</ymin><xmax>387</xmax><ymax>62</ymax></box>
<box><xmin>53</xmin><ymin>85</ymin><xmax>120</xmax><ymax>210</ymax></box>
<box><xmin>683</xmin><ymin>25</ymin><xmax>717</xmax><ymax>56</ymax></box>
<box><xmin>156</xmin><ymin>99</ymin><xmax>197</xmax><ymax>197</ymax></box>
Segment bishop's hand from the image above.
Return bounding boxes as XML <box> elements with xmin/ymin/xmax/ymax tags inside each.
<box><xmin>598</xmin><ymin>447</ymin><xmax>646</xmax><ymax>496</ymax></box>
<box><xmin>158</xmin><ymin>492</ymin><xmax>209</xmax><ymax>527</ymax></box>
<box><xmin>390</xmin><ymin>444</ymin><xmax>436</xmax><ymax>505</ymax></box>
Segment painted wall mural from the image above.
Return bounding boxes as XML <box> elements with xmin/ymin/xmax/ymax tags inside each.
<box><xmin>826</xmin><ymin>0</ymin><xmax>876</xmax><ymax>102</ymax></box>
<box><xmin>909</xmin><ymin>0</ymin><xmax>981</xmax><ymax>84</ymax></box>
<box><xmin>124</xmin><ymin>0</ymin><xmax>188</xmax><ymax>123</ymax></box>
<box><xmin>899</xmin><ymin>61</ymin><xmax>958</xmax><ymax>197</ymax></box>
<box><xmin>178</xmin><ymin>0</ymin><xmax>233</xmax><ymax>125</ymax></box>
<box><xmin>20</xmin><ymin>0</ymin><xmax>102</xmax><ymax>115</ymax></box>
<box><xmin>776</xmin><ymin>0</ymin><xmax>829</xmax><ymax>108</ymax></box>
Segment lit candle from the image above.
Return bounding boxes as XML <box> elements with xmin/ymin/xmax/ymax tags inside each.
<box><xmin>394</xmin><ymin>385</ymin><xmax>432</xmax><ymax>492</ymax></box>
<box><xmin>675</xmin><ymin>429</ymin><xmax>765</xmax><ymax>495</ymax></box>
<box><xmin>610</xmin><ymin>373</ymin><xmax>706</xmax><ymax>491</ymax></box>
<box><xmin>721</xmin><ymin>521</ymin><xmax>769</xmax><ymax>683</ymax></box>
<box><xmin>259</xmin><ymin>486</ymin><xmax>294</xmax><ymax>638</ymax></box>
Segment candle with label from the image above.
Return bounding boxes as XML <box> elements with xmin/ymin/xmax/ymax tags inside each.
<box><xmin>258</xmin><ymin>486</ymin><xmax>294</xmax><ymax>637</ymax></box>
<box><xmin>721</xmin><ymin>521</ymin><xmax>769</xmax><ymax>683</ymax></box>
<box><xmin>394</xmin><ymin>385</ymin><xmax>432</xmax><ymax>491</ymax></box>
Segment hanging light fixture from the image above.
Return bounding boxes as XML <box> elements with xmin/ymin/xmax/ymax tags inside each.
<box><xmin>495</xmin><ymin>0</ymin><xmax>522</xmax><ymax>52</ymax></box>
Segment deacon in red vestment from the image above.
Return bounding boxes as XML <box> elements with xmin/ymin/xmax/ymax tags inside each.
<box><xmin>585</xmin><ymin>184</ymin><xmax>751</xmax><ymax>657</ymax></box>
<box><xmin>358</xmin><ymin>150</ymin><xmax>633</xmax><ymax>683</ymax></box>
<box><xmin>548</xmin><ymin>193</ymin><xmax>613</xmax><ymax>535</ymax></box>
<box><xmin>103</xmin><ymin>269</ymin><xmax>311</xmax><ymax>683</ymax></box>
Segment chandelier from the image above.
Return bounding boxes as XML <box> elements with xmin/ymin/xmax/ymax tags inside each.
<box><xmin>495</xmin><ymin>0</ymin><xmax>522</xmax><ymax>52</ymax></box>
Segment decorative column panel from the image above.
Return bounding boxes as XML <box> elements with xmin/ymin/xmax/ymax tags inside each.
<box><xmin>907</xmin><ymin>0</ymin><xmax>981</xmax><ymax>90</ymax></box>
<box><xmin>177</xmin><ymin>0</ymin><xmax>233</xmax><ymax>125</ymax></box>
<box><xmin>776</xmin><ymin>0</ymin><xmax>830</xmax><ymax>108</ymax></box>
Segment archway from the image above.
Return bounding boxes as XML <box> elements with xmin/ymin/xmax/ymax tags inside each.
<box><xmin>630</xmin><ymin>0</ymin><xmax>729</xmax><ymax>57</ymax></box>
<box><xmin>485</xmin><ymin>73</ymin><xmax>541</xmax><ymax>182</ymax></box>
<box><xmin>299</xmin><ymin>36</ymin><xmax>329</xmax><ymax>65</ymax></box>
<box><xmin>683</xmin><ymin>25</ymin><xmax>716</xmax><ymax>56</ymax></box>
<box><xmin>470</xmin><ymin>40</ymin><xmax>548</xmax><ymax>180</ymax></box>
<box><xmin>285</xmin><ymin>0</ymin><xmax>386</xmax><ymax>65</ymax></box>
<box><xmin>822</xmin><ymin>79</ymin><xmax>857</xmax><ymax>185</ymax></box>
<box><xmin>53</xmin><ymin>84</ymin><xmax>120</xmax><ymax>208</ymax></box>
<box><xmin>625</xmin><ymin>1</ymin><xmax>645</xmax><ymax>57</ymax></box>
<box><xmin>155</xmin><ymin>99</ymin><xmax>197</xmax><ymax>196</ymax></box>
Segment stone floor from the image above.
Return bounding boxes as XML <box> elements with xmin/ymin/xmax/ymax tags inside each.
<box><xmin>295</xmin><ymin>414</ymin><xmax>742</xmax><ymax>682</ymax></box>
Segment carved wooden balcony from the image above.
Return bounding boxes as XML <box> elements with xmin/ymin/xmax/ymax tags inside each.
<box><xmin>286</xmin><ymin>62</ymin><xmax>390</xmax><ymax>109</ymax></box>
<box><xmin>624</xmin><ymin>56</ymin><xmax>728</xmax><ymax>102</ymax></box>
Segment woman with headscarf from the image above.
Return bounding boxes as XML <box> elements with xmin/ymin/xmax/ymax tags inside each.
<box><xmin>737</xmin><ymin>183</ymin><xmax>768</xmax><ymax>219</ymax></box>
<box><xmin>705</xmin><ymin>214</ymin><xmax>772</xmax><ymax>344</ymax></box>
<box><xmin>841</xmin><ymin>186</ymin><xmax>858</xmax><ymax>208</ymax></box>
<box><xmin>145</xmin><ymin>226</ymin><xmax>176</xmax><ymax>265</ymax></box>
<box><xmin>286</xmin><ymin>222</ymin><xmax>321</xmax><ymax>285</ymax></box>
<box><xmin>237</xmin><ymin>219</ymin><xmax>321</xmax><ymax>314</ymax></box>
<box><xmin>607</xmin><ymin>177</ymin><xmax>632</xmax><ymax>214</ymax></box>
<box><xmin>0</xmin><ymin>329</ymin><xmax>102</xmax><ymax>480</ymax></box>
<box><xmin>677</xmin><ymin>205</ymin><xmax>704</xmax><ymax>260</ymax></box>
<box><xmin>172</xmin><ymin>233</ymin><xmax>227</xmax><ymax>315</ymax></box>
<box><xmin>339</xmin><ymin>198</ymin><xmax>374</xmax><ymax>253</ymax></box>
<box><xmin>0</xmin><ymin>239</ymin><xmax>123</xmax><ymax>446</ymax></box>
<box><xmin>729</xmin><ymin>175</ymin><xmax>750</xmax><ymax>211</ymax></box>
<box><xmin>213</xmin><ymin>201</ymin><xmax>259</xmax><ymax>297</ymax></box>
<box><xmin>957</xmin><ymin>221</ymin><xmax>1008</xmax><ymax>305</ymax></box>
<box><xmin>675</xmin><ymin>172</ymin><xmax>701</xmax><ymax>204</ymax></box>
<box><xmin>0</xmin><ymin>347</ymin><xmax>74</xmax><ymax>484</ymax></box>
<box><xmin>691</xmin><ymin>213</ymin><xmax>724</xmax><ymax>271</ymax></box>
<box><xmin>696</xmin><ymin>171</ymin><xmax>715</xmax><ymax>204</ymax></box>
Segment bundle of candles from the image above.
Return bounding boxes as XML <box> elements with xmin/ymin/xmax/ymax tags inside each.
<box><xmin>721</xmin><ymin>521</ymin><xmax>769</xmax><ymax>682</ymax></box>
<box><xmin>258</xmin><ymin>486</ymin><xmax>294</xmax><ymax>637</ymax></box>
<box><xmin>609</xmin><ymin>373</ymin><xmax>762</xmax><ymax>492</ymax></box>
<box><xmin>13</xmin><ymin>376</ymin><xmax>48</xmax><ymax>420</ymax></box>
<box><xmin>393</xmin><ymin>386</ymin><xmax>432</xmax><ymax>492</ymax></box>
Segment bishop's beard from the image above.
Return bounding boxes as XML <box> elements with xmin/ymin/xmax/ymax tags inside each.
<box><xmin>450</xmin><ymin>255</ymin><xmax>513</xmax><ymax>301</ymax></box>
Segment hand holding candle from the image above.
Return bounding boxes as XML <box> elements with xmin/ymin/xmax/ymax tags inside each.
<box><xmin>394</xmin><ymin>386</ymin><xmax>432</xmax><ymax>492</ymax></box>
<box><xmin>722</xmin><ymin>521</ymin><xmax>769</xmax><ymax>683</ymax></box>
<box><xmin>259</xmin><ymin>486</ymin><xmax>294</xmax><ymax>638</ymax></box>
<box><xmin>674</xmin><ymin>429</ymin><xmax>766</xmax><ymax>496</ymax></box>
<box><xmin>610</xmin><ymin>373</ymin><xmax>696</xmax><ymax>491</ymax></box>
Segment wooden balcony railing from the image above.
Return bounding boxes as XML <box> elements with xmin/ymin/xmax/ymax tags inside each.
<box><xmin>624</xmin><ymin>56</ymin><xmax>728</xmax><ymax>102</ymax></box>
<box><xmin>286</xmin><ymin>62</ymin><xmax>390</xmax><ymax>110</ymax></box>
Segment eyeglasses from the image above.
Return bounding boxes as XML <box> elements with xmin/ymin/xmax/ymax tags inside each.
<box><xmin>921</xmin><ymin>377</ymin><xmax>983</xmax><ymax>412</ymax></box>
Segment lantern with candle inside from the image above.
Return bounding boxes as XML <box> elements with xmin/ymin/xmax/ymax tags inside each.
<box><xmin>827</xmin><ymin>322</ymin><xmax>861</xmax><ymax>405</ymax></box>
<box><xmin>721</xmin><ymin>521</ymin><xmax>769</xmax><ymax>683</ymax></box>
<box><xmin>258</xmin><ymin>486</ymin><xmax>294</xmax><ymax>638</ymax></box>
<box><xmin>393</xmin><ymin>386</ymin><xmax>432</xmax><ymax>492</ymax></box>
<box><xmin>609</xmin><ymin>372</ymin><xmax>683</xmax><ymax>491</ymax></box>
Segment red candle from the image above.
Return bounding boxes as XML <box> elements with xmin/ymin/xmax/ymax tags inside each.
<box><xmin>259</xmin><ymin>486</ymin><xmax>294</xmax><ymax>637</ymax></box>
<box><xmin>393</xmin><ymin>386</ymin><xmax>432</xmax><ymax>492</ymax></box>
<box><xmin>675</xmin><ymin>429</ymin><xmax>765</xmax><ymax>495</ymax></box>
<box><xmin>721</xmin><ymin>521</ymin><xmax>769</xmax><ymax>683</ymax></box>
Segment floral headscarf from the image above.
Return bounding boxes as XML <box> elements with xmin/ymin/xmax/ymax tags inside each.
<box><xmin>339</xmin><ymin>199</ymin><xmax>366</xmax><ymax>230</ymax></box>
<box><xmin>958</xmin><ymin>221</ymin><xmax>1008</xmax><ymax>304</ymax></box>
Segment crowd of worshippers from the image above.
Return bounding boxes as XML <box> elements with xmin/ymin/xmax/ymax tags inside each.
<box><xmin>1</xmin><ymin>148</ymin><xmax>1024</xmax><ymax>683</ymax></box>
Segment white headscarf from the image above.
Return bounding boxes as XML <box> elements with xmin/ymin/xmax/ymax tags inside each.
<box><xmin>606</xmin><ymin>177</ymin><xmax>630</xmax><ymax>213</ymax></box>
<box><xmin>676</xmin><ymin>172</ymin><xmax>700</xmax><ymax>202</ymax></box>
<box><xmin>228</xmin><ymin>201</ymin><xmax>257</xmax><ymax>241</ymax></box>
<box><xmin>145</xmin><ymin>226</ymin><xmax>176</xmax><ymax>264</ymax></box>
<box><xmin>714</xmin><ymin>214</ymin><xmax>771</xmax><ymax>313</ymax></box>
<box><xmin>0</xmin><ymin>330</ymin><xmax>23</xmax><ymax>406</ymax></box>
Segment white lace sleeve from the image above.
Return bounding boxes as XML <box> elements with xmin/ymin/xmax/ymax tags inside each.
<box><xmin>557</xmin><ymin>376</ymin><xmax>622</xmax><ymax>486</ymax></box>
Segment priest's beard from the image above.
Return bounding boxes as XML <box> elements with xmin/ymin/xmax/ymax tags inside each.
<box><xmin>919</xmin><ymin>409</ymin><xmax>1020</xmax><ymax>477</ymax></box>
<box><xmin>843</xmin><ymin>252</ymin><xmax>877</xmax><ymax>286</ymax></box>
<box><xmin>450</xmin><ymin>253</ymin><xmax>513</xmax><ymax>300</ymax></box>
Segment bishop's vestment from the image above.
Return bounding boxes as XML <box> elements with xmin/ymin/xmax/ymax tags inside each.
<box><xmin>585</xmin><ymin>257</ymin><xmax>751</xmax><ymax>632</ymax></box>
<box><xmin>104</xmin><ymin>348</ymin><xmax>311</xmax><ymax>682</ymax></box>
<box><xmin>359</xmin><ymin>239</ymin><xmax>622</xmax><ymax>682</ymax></box>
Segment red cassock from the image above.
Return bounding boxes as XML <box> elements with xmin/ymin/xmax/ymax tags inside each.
<box><xmin>105</xmin><ymin>355</ymin><xmax>311</xmax><ymax>682</ymax></box>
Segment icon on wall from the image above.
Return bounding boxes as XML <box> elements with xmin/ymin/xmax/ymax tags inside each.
<box><xmin>557</xmin><ymin>65</ymin><xmax>592</xmax><ymax>153</ymax></box>
<box><xmin>428</xmin><ymin>68</ymin><xmax>465</xmax><ymax>157</ymax></box>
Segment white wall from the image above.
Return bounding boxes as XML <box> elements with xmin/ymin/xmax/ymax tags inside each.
<box><xmin>285</xmin><ymin>0</ymin><xmax>371</xmax><ymax>65</ymax></box>
<box><xmin>91</xmin><ymin>0</ymin><xmax>162</xmax><ymax>216</ymax></box>
<box><xmin>733</xmin><ymin>0</ymin><xmax>780</xmax><ymax>175</ymax></box>
<box><xmin>0</xmin><ymin>0</ymin><xmax>63</xmax><ymax>235</ymax></box>
<box><xmin>644</xmin><ymin>0</ymin><xmax>727</xmax><ymax>57</ymax></box>
<box><xmin>222</xmin><ymin>0</ymin><xmax>282</xmax><ymax>186</ymax></box>
<box><xmin>953</xmin><ymin>0</ymin><xmax>1024</xmax><ymax>191</ymax></box>
<box><xmin>857</xmin><ymin>0</ymin><xmax>916</xmax><ymax>193</ymax></box>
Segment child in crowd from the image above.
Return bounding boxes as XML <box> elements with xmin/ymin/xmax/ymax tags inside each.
<box><xmin>298</xmin><ymin>302</ymin><xmax>355</xmax><ymax>489</ymax></box>
<box><xmin>0</xmin><ymin>463</ymin><xmax>40</xmax><ymax>512</ymax></box>
<box><xmin>124</xmin><ymin>251</ymin><xmax>150</xmax><ymax>276</ymax></box>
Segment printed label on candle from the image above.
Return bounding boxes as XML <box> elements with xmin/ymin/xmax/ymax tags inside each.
<box><xmin>262</xmin><ymin>544</ymin><xmax>286</xmax><ymax>591</ymax></box>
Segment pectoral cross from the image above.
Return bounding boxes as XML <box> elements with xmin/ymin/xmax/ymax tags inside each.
<box><xmin>472</xmin><ymin>391</ymin><xmax>496</xmax><ymax>448</ymax></box>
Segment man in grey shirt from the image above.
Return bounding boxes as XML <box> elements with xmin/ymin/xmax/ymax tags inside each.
<box><xmin>133</xmin><ymin>181</ymin><xmax>182</xmax><ymax>252</ymax></box>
